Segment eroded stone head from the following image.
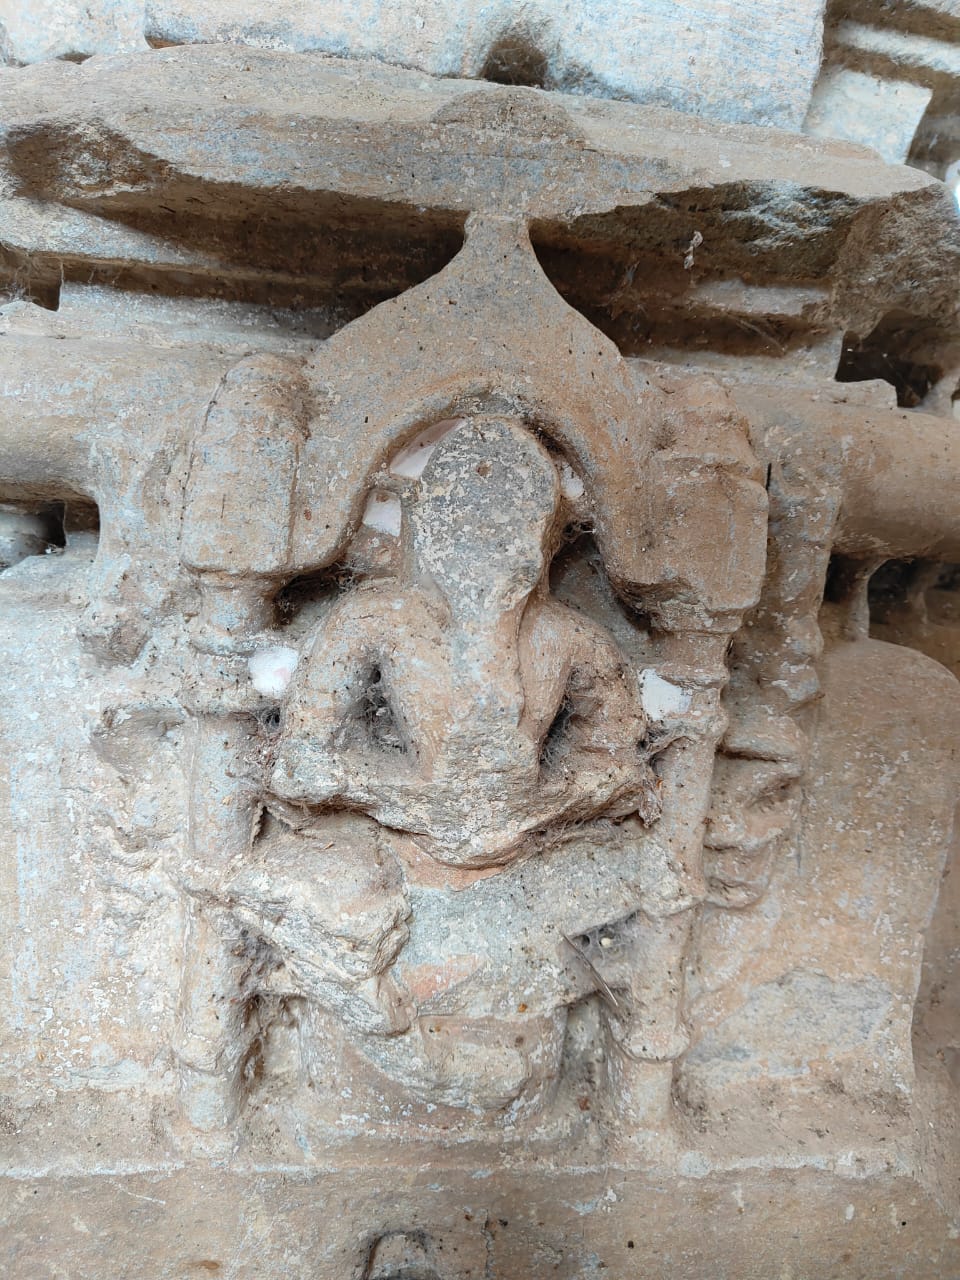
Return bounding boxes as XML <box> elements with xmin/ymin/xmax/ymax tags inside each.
<box><xmin>410</xmin><ymin>416</ymin><xmax>560</xmax><ymax>615</ymax></box>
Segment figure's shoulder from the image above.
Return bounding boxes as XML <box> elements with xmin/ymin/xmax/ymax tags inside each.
<box><xmin>322</xmin><ymin>578</ymin><xmax>412</xmax><ymax>618</ymax></box>
<box><xmin>523</xmin><ymin>597</ymin><xmax>628</xmax><ymax>662</ymax></box>
<box><xmin>316</xmin><ymin>581</ymin><xmax>445</xmax><ymax>641</ymax></box>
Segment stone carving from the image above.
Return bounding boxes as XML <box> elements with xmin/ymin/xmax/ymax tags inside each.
<box><xmin>270</xmin><ymin>416</ymin><xmax>660</xmax><ymax>860</ymax></box>
<box><xmin>159</xmin><ymin>210</ymin><xmax>773</xmax><ymax>1132</ymax></box>
<box><xmin>174</xmin><ymin>408</ymin><xmax>712</xmax><ymax>1124</ymax></box>
<box><xmin>2</xmin><ymin>45</ymin><xmax>960</xmax><ymax>1279</ymax></box>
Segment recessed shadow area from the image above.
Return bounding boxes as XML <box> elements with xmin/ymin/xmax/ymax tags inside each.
<box><xmin>530</xmin><ymin>186</ymin><xmax>851</xmax><ymax>357</ymax></box>
<box><xmin>62</xmin><ymin>191</ymin><xmax>465</xmax><ymax>316</ymax></box>
<box><xmin>867</xmin><ymin>557</ymin><xmax>960</xmax><ymax>680</ymax></box>
<box><xmin>835</xmin><ymin>312</ymin><xmax>957</xmax><ymax>408</ymax></box>
<box><xmin>0</xmin><ymin>499</ymin><xmax>98</xmax><ymax>571</ymax></box>
<box><xmin>4</xmin><ymin>122</ymin><xmax>467</xmax><ymax>320</ymax></box>
<box><xmin>550</xmin><ymin>530</ymin><xmax>655</xmax><ymax>665</ymax></box>
<box><xmin>480</xmin><ymin>26</ymin><xmax>550</xmax><ymax>88</ymax></box>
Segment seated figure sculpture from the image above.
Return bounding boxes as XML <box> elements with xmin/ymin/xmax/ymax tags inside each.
<box><xmin>215</xmin><ymin>417</ymin><xmax>687</xmax><ymax>1118</ymax></box>
<box><xmin>270</xmin><ymin>415</ymin><xmax>661</xmax><ymax>865</ymax></box>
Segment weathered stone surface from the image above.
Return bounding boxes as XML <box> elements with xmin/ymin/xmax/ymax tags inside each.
<box><xmin>1</xmin><ymin>41</ymin><xmax>959</xmax><ymax>1280</ymax></box>
<box><xmin>4</xmin><ymin>1164</ymin><xmax>960</xmax><ymax>1277</ymax></box>
<box><xmin>0</xmin><ymin>0</ymin><xmax>146</xmax><ymax>65</ymax></box>
<box><xmin>833</xmin><ymin>16</ymin><xmax>960</xmax><ymax>87</ymax></box>
<box><xmin>810</xmin><ymin>0</ymin><xmax>960</xmax><ymax>178</ymax></box>
<box><xmin>805</xmin><ymin>66</ymin><xmax>934</xmax><ymax>162</ymax></box>
<box><xmin>0</xmin><ymin>0</ymin><xmax>829</xmax><ymax>131</ymax></box>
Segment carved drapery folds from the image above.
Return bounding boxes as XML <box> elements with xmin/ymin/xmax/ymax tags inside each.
<box><xmin>3</xmin><ymin>47</ymin><xmax>960</xmax><ymax>1277</ymax></box>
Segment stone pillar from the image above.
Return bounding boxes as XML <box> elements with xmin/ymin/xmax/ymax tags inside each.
<box><xmin>1</xmin><ymin>26</ymin><xmax>959</xmax><ymax>1279</ymax></box>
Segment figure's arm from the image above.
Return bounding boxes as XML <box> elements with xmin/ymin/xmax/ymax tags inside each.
<box><xmin>571</xmin><ymin>625</ymin><xmax>647</xmax><ymax>756</ymax></box>
<box><xmin>227</xmin><ymin>819</ymin><xmax>413</xmax><ymax>1036</ymax></box>
<box><xmin>531</xmin><ymin>604</ymin><xmax>647</xmax><ymax>758</ymax></box>
<box><xmin>269</xmin><ymin>590</ymin><xmax>390</xmax><ymax>805</ymax></box>
<box><xmin>521</xmin><ymin>604</ymin><xmax>656</xmax><ymax>830</ymax></box>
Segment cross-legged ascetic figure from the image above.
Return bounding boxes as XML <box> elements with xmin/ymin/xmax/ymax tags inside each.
<box><xmin>271</xmin><ymin>416</ymin><xmax>660</xmax><ymax>866</ymax></box>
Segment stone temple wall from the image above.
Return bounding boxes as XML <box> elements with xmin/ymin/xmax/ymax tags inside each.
<box><xmin>0</xmin><ymin>4</ymin><xmax>959</xmax><ymax>1278</ymax></box>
